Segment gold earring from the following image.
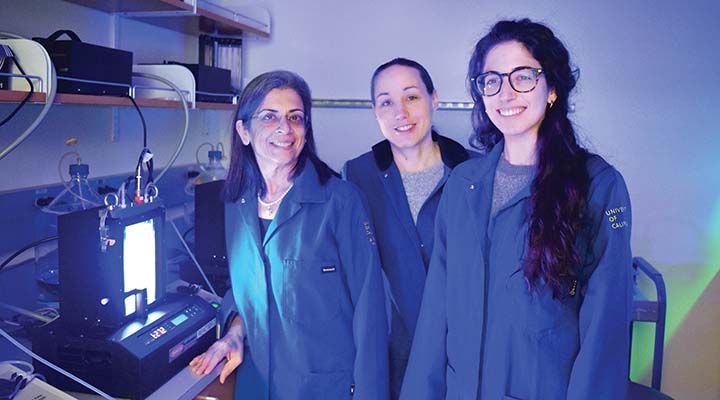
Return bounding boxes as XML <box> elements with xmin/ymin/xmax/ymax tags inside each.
<box><xmin>548</xmin><ymin>99</ymin><xmax>555</xmax><ymax>109</ymax></box>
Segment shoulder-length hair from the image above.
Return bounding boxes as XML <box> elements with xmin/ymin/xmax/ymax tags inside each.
<box><xmin>223</xmin><ymin>70</ymin><xmax>335</xmax><ymax>201</ymax></box>
<box><xmin>468</xmin><ymin>19</ymin><xmax>590</xmax><ymax>298</ymax></box>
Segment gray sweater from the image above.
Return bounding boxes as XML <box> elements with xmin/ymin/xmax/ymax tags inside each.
<box><xmin>490</xmin><ymin>156</ymin><xmax>536</xmax><ymax>218</ymax></box>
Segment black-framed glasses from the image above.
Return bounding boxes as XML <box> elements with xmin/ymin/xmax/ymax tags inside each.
<box><xmin>251</xmin><ymin>110</ymin><xmax>307</xmax><ymax>129</ymax></box>
<box><xmin>472</xmin><ymin>66</ymin><xmax>544</xmax><ymax>97</ymax></box>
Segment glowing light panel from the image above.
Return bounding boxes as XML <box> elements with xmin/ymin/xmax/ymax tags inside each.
<box><xmin>123</xmin><ymin>219</ymin><xmax>157</xmax><ymax>316</ymax></box>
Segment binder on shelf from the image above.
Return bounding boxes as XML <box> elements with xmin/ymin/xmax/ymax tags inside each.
<box><xmin>199</xmin><ymin>35</ymin><xmax>242</xmax><ymax>91</ymax></box>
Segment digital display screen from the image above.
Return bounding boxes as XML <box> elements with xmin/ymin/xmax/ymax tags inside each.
<box><xmin>149</xmin><ymin>326</ymin><xmax>167</xmax><ymax>340</ymax></box>
<box><xmin>123</xmin><ymin>219</ymin><xmax>157</xmax><ymax>316</ymax></box>
<box><xmin>171</xmin><ymin>313</ymin><xmax>189</xmax><ymax>326</ymax></box>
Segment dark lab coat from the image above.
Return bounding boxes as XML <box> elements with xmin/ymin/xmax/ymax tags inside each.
<box><xmin>401</xmin><ymin>141</ymin><xmax>632</xmax><ymax>400</ymax></box>
<box><xmin>224</xmin><ymin>162</ymin><xmax>389</xmax><ymax>400</ymax></box>
<box><xmin>343</xmin><ymin>132</ymin><xmax>471</xmax><ymax>397</ymax></box>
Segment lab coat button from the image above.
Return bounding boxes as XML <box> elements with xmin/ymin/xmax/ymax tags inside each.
<box><xmin>470</xmin><ymin>184</ymin><xmax>475</xmax><ymax>190</ymax></box>
<box><xmin>420</xmin><ymin>243</ymin><xmax>424</xmax><ymax>248</ymax></box>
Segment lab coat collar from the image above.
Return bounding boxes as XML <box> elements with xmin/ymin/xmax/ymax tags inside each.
<box><xmin>473</xmin><ymin>139</ymin><xmax>505</xmax><ymax>178</ymax></box>
<box><xmin>487</xmin><ymin>141</ymin><xmax>536</xmax><ymax>228</ymax></box>
<box><xmin>284</xmin><ymin>159</ymin><xmax>328</xmax><ymax>204</ymax></box>
<box><xmin>371</xmin><ymin>131</ymin><xmax>470</xmax><ymax>171</ymax></box>
<box><xmin>234</xmin><ymin>161</ymin><xmax>329</xmax><ymax>248</ymax></box>
<box><xmin>236</xmin><ymin>160</ymin><xmax>328</xmax><ymax>206</ymax></box>
<box><xmin>264</xmin><ymin>161</ymin><xmax>327</xmax><ymax>246</ymax></box>
<box><xmin>377</xmin><ymin>162</ymin><xmax>418</xmax><ymax>254</ymax></box>
<box><xmin>452</xmin><ymin>142</ymin><xmax>505</xmax><ymax>377</ymax></box>
<box><xmin>460</xmin><ymin>141</ymin><xmax>504</xmax><ymax>244</ymax></box>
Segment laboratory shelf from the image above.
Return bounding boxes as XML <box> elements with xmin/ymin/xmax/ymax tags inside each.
<box><xmin>59</xmin><ymin>0</ymin><xmax>190</xmax><ymax>13</ymax></box>
<box><xmin>0</xmin><ymin>90</ymin><xmax>236</xmax><ymax>110</ymax></box>
<box><xmin>62</xmin><ymin>0</ymin><xmax>270</xmax><ymax>37</ymax></box>
<box><xmin>0</xmin><ymin>89</ymin><xmax>46</xmax><ymax>103</ymax></box>
<box><xmin>195</xmin><ymin>101</ymin><xmax>236</xmax><ymax>110</ymax></box>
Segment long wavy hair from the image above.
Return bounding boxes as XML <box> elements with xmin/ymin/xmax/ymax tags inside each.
<box><xmin>223</xmin><ymin>70</ymin><xmax>335</xmax><ymax>201</ymax></box>
<box><xmin>468</xmin><ymin>19</ymin><xmax>590</xmax><ymax>298</ymax></box>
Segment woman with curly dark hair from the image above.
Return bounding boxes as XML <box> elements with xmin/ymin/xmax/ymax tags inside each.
<box><xmin>401</xmin><ymin>19</ymin><xmax>632</xmax><ymax>399</ymax></box>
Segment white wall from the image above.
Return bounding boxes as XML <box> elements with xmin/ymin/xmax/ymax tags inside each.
<box><xmin>243</xmin><ymin>0</ymin><xmax>720</xmax><ymax>268</ymax></box>
<box><xmin>241</xmin><ymin>0</ymin><xmax>720</xmax><ymax>398</ymax></box>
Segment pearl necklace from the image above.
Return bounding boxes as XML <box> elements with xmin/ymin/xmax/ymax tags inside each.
<box><xmin>257</xmin><ymin>184</ymin><xmax>294</xmax><ymax>214</ymax></box>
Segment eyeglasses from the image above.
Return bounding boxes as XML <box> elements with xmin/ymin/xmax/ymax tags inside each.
<box><xmin>472</xmin><ymin>66</ymin><xmax>544</xmax><ymax>97</ymax></box>
<box><xmin>252</xmin><ymin>110</ymin><xmax>306</xmax><ymax>129</ymax></box>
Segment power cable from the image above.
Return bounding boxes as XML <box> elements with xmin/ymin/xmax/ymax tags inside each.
<box><xmin>0</xmin><ymin>236</ymin><xmax>58</xmax><ymax>273</ymax></box>
<box><xmin>0</xmin><ymin>51</ymin><xmax>34</xmax><ymax>127</ymax></box>
<box><xmin>0</xmin><ymin>31</ymin><xmax>57</xmax><ymax>161</ymax></box>
<box><xmin>0</xmin><ymin>328</ymin><xmax>114</xmax><ymax>400</ymax></box>
<box><xmin>131</xmin><ymin>71</ymin><xmax>189</xmax><ymax>185</ymax></box>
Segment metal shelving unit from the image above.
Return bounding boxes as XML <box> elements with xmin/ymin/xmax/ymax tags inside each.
<box><xmin>61</xmin><ymin>0</ymin><xmax>270</xmax><ymax>37</ymax></box>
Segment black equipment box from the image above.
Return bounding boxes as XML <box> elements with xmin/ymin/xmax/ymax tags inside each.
<box><xmin>169</xmin><ymin>62</ymin><xmax>233</xmax><ymax>103</ymax></box>
<box><xmin>58</xmin><ymin>202</ymin><xmax>166</xmax><ymax>334</ymax></box>
<box><xmin>33</xmin><ymin>294</ymin><xmax>217</xmax><ymax>399</ymax></box>
<box><xmin>181</xmin><ymin>180</ymin><xmax>229</xmax><ymax>294</ymax></box>
<box><xmin>33</xmin><ymin>30</ymin><xmax>132</xmax><ymax>96</ymax></box>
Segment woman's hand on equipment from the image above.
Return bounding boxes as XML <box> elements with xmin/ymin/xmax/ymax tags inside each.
<box><xmin>189</xmin><ymin>317</ymin><xmax>245</xmax><ymax>384</ymax></box>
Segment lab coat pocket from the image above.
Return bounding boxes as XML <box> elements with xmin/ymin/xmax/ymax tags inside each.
<box><xmin>298</xmin><ymin>370</ymin><xmax>354</xmax><ymax>400</ymax></box>
<box><xmin>507</xmin><ymin>268</ymin><xmax>573</xmax><ymax>333</ymax></box>
<box><xmin>533</xmin><ymin>317</ymin><xmax>577</xmax><ymax>369</ymax></box>
<box><xmin>282</xmin><ymin>259</ymin><xmax>343</xmax><ymax>327</ymax></box>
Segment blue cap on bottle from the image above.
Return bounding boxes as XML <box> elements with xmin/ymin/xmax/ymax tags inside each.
<box><xmin>69</xmin><ymin>163</ymin><xmax>90</xmax><ymax>177</ymax></box>
<box><xmin>208</xmin><ymin>150</ymin><xmax>222</xmax><ymax>161</ymax></box>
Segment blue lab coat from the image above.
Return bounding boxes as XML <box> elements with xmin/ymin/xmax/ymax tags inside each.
<box><xmin>224</xmin><ymin>161</ymin><xmax>389</xmax><ymax>400</ymax></box>
<box><xmin>343</xmin><ymin>132</ymin><xmax>471</xmax><ymax>397</ymax></box>
<box><xmin>400</xmin><ymin>141</ymin><xmax>632</xmax><ymax>400</ymax></box>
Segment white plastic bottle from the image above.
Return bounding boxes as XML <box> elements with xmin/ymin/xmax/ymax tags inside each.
<box><xmin>184</xmin><ymin>147</ymin><xmax>227</xmax><ymax>224</ymax></box>
<box><xmin>42</xmin><ymin>162</ymin><xmax>103</xmax><ymax>215</ymax></box>
<box><xmin>196</xmin><ymin>149</ymin><xmax>227</xmax><ymax>184</ymax></box>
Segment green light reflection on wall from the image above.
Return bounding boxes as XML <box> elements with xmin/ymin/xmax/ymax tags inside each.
<box><xmin>630</xmin><ymin>199</ymin><xmax>720</xmax><ymax>383</ymax></box>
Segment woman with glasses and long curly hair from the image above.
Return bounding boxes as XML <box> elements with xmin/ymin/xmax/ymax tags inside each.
<box><xmin>401</xmin><ymin>19</ymin><xmax>632</xmax><ymax>400</ymax></box>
